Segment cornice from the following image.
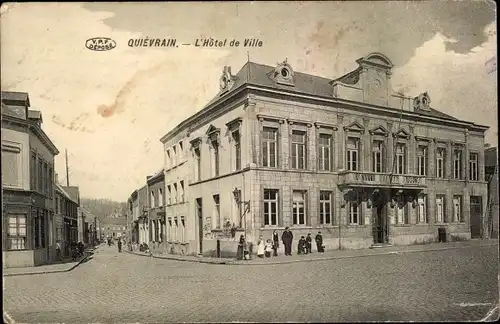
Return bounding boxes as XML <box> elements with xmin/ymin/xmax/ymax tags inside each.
<box><xmin>256</xmin><ymin>114</ymin><xmax>286</xmax><ymax>123</ymax></box>
<box><xmin>287</xmin><ymin>118</ymin><xmax>312</xmax><ymax>127</ymax></box>
<box><xmin>314</xmin><ymin>122</ymin><xmax>338</xmax><ymax>130</ymax></box>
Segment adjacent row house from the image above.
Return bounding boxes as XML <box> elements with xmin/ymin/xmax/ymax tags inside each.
<box><xmin>158</xmin><ymin>53</ymin><xmax>490</xmax><ymax>257</ymax></box>
<box><xmin>2</xmin><ymin>91</ymin><xmax>59</xmax><ymax>267</ymax></box>
<box><xmin>55</xmin><ymin>180</ymin><xmax>79</xmax><ymax>257</ymax></box>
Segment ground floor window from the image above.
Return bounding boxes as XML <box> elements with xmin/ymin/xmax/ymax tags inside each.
<box><xmin>453</xmin><ymin>196</ymin><xmax>462</xmax><ymax>223</ymax></box>
<box><xmin>292</xmin><ymin>190</ymin><xmax>307</xmax><ymax>226</ymax></box>
<box><xmin>395</xmin><ymin>197</ymin><xmax>408</xmax><ymax>224</ymax></box>
<box><xmin>436</xmin><ymin>195</ymin><xmax>445</xmax><ymax>223</ymax></box>
<box><xmin>417</xmin><ymin>195</ymin><xmax>428</xmax><ymax>223</ymax></box>
<box><xmin>7</xmin><ymin>214</ymin><xmax>27</xmax><ymax>250</ymax></box>
<box><xmin>319</xmin><ymin>191</ymin><xmax>332</xmax><ymax>225</ymax></box>
<box><xmin>180</xmin><ymin>216</ymin><xmax>186</xmax><ymax>243</ymax></box>
<box><xmin>349</xmin><ymin>201</ymin><xmax>360</xmax><ymax>225</ymax></box>
<box><xmin>263</xmin><ymin>189</ymin><xmax>279</xmax><ymax>226</ymax></box>
<box><xmin>167</xmin><ymin>218</ymin><xmax>172</xmax><ymax>241</ymax></box>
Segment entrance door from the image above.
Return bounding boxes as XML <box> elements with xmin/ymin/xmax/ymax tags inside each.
<box><xmin>196</xmin><ymin>198</ymin><xmax>203</xmax><ymax>254</ymax></box>
<box><xmin>470</xmin><ymin>196</ymin><xmax>483</xmax><ymax>238</ymax></box>
<box><xmin>373</xmin><ymin>202</ymin><xmax>387</xmax><ymax>244</ymax></box>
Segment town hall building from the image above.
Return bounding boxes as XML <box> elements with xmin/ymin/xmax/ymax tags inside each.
<box><xmin>159</xmin><ymin>53</ymin><xmax>489</xmax><ymax>256</ymax></box>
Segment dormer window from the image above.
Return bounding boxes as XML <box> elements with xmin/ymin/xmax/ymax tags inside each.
<box><xmin>413</xmin><ymin>92</ymin><xmax>431</xmax><ymax>111</ymax></box>
<box><xmin>273</xmin><ymin>59</ymin><xmax>294</xmax><ymax>86</ymax></box>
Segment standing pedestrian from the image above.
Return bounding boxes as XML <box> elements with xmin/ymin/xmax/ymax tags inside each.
<box><xmin>236</xmin><ymin>235</ymin><xmax>245</xmax><ymax>260</ymax></box>
<box><xmin>117</xmin><ymin>239</ymin><xmax>122</xmax><ymax>252</ymax></box>
<box><xmin>257</xmin><ymin>235</ymin><xmax>265</xmax><ymax>258</ymax></box>
<box><xmin>281</xmin><ymin>227</ymin><xmax>293</xmax><ymax>256</ymax></box>
<box><xmin>272</xmin><ymin>229</ymin><xmax>279</xmax><ymax>256</ymax></box>
<box><xmin>306</xmin><ymin>233</ymin><xmax>312</xmax><ymax>254</ymax></box>
<box><xmin>265</xmin><ymin>239</ymin><xmax>273</xmax><ymax>258</ymax></box>
<box><xmin>315</xmin><ymin>231</ymin><xmax>324</xmax><ymax>253</ymax></box>
<box><xmin>56</xmin><ymin>240</ymin><xmax>62</xmax><ymax>261</ymax></box>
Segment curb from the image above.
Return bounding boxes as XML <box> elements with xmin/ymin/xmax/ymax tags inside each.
<box><xmin>123</xmin><ymin>242</ymin><xmax>498</xmax><ymax>266</ymax></box>
<box><xmin>3</xmin><ymin>245</ymin><xmax>103</xmax><ymax>277</ymax></box>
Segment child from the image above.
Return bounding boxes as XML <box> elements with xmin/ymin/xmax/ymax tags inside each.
<box><xmin>298</xmin><ymin>236</ymin><xmax>307</xmax><ymax>255</ymax></box>
<box><xmin>265</xmin><ymin>239</ymin><xmax>273</xmax><ymax>258</ymax></box>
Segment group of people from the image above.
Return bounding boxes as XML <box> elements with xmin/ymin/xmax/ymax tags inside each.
<box><xmin>55</xmin><ymin>240</ymin><xmax>85</xmax><ymax>261</ymax></box>
<box><xmin>253</xmin><ymin>227</ymin><xmax>325</xmax><ymax>259</ymax></box>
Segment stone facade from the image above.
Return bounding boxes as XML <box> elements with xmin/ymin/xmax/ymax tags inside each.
<box><xmin>146</xmin><ymin>171</ymin><xmax>166</xmax><ymax>252</ymax></box>
<box><xmin>159</xmin><ymin>53</ymin><xmax>489</xmax><ymax>257</ymax></box>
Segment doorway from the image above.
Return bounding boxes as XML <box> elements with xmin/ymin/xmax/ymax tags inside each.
<box><xmin>470</xmin><ymin>196</ymin><xmax>483</xmax><ymax>238</ymax></box>
<box><xmin>373</xmin><ymin>201</ymin><xmax>388</xmax><ymax>244</ymax></box>
<box><xmin>196</xmin><ymin>198</ymin><xmax>203</xmax><ymax>254</ymax></box>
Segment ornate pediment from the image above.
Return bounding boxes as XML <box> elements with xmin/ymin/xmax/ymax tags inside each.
<box><xmin>189</xmin><ymin>137</ymin><xmax>202</xmax><ymax>148</ymax></box>
<box><xmin>369</xmin><ymin>125</ymin><xmax>389</xmax><ymax>137</ymax></box>
<box><xmin>393</xmin><ymin>128</ymin><xmax>410</xmax><ymax>139</ymax></box>
<box><xmin>219</xmin><ymin>66</ymin><xmax>235</xmax><ymax>94</ymax></box>
<box><xmin>272</xmin><ymin>59</ymin><xmax>295</xmax><ymax>86</ymax></box>
<box><xmin>343</xmin><ymin>121</ymin><xmax>365</xmax><ymax>134</ymax></box>
<box><xmin>206</xmin><ymin>124</ymin><xmax>220</xmax><ymax>135</ymax></box>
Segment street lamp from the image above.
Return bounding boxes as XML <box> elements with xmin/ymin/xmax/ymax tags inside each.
<box><xmin>233</xmin><ymin>187</ymin><xmax>250</xmax><ymax>241</ymax></box>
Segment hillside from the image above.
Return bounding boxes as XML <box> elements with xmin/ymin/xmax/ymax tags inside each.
<box><xmin>80</xmin><ymin>198</ymin><xmax>127</xmax><ymax>219</ymax></box>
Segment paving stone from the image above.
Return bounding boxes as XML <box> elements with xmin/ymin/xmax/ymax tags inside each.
<box><xmin>3</xmin><ymin>244</ymin><xmax>498</xmax><ymax>322</ymax></box>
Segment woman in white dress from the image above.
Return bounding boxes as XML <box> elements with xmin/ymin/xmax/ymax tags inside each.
<box><xmin>257</xmin><ymin>235</ymin><xmax>265</xmax><ymax>258</ymax></box>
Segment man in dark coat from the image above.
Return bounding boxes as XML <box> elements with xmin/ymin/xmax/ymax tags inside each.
<box><xmin>281</xmin><ymin>227</ymin><xmax>293</xmax><ymax>256</ymax></box>
<box><xmin>272</xmin><ymin>230</ymin><xmax>280</xmax><ymax>256</ymax></box>
<box><xmin>305</xmin><ymin>233</ymin><xmax>312</xmax><ymax>254</ymax></box>
<box><xmin>315</xmin><ymin>231</ymin><xmax>324</xmax><ymax>253</ymax></box>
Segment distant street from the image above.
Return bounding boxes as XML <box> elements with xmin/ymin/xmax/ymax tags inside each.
<box><xmin>3</xmin><ymin>244</ymin><xmax>499</xmax><ymax>322</ymax></box>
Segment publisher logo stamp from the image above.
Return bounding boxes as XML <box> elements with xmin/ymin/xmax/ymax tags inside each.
<box><xmin>85</xmin><ymin>37</ymin><xmax>117</xmax><ymax>51</ymax></box>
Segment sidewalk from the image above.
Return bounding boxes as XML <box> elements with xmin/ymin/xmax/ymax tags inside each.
<box><xmin>124</xmin><ymin>239</ymin><xmax>498</xmax><ymax>266</ymax></box>
<box><xmin>2</xmin><ymin>244</ymin><xmax>103</xmax><ymax>277</ymax></box>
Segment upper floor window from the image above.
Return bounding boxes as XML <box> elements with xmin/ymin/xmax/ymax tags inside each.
<box><xmin>453</xmin><ymin>149</ymin><xmax>462</xmax><ymax>179</ymax></box>
<box><xmin>318</xmin><ymin>134</ymin><xmax>332</xmax><ymax>171</ymax></box>
<box><xmin>232</xmin><ymin>130</ymin><xmax>241</xmax><ymax>171</ymax></box>
<box><xmin>30</xmin><ymin>151</ymin><xmax>37</xmax><ymax>190</ymax></box>
<box><xmin>213</xmin><ymin>194</ymin><xmax>221</xmax><ymax>229</ymax></box>
<box><xmin>194</xmin><ymin>147</ymin><xmax>201</xmax><ymax>181</ymax></box>
<box><xmin>263</xmin><ymin>189</ymin><xmax>279</xmax><ymax>226</ymax></box>
<box><xmin>372</xmin><ymin>141</ymin><xmax>384</xmax><ymax>173</ymax></box>
<box><xmin>417</xmin><ymin>145</ymin><xmax>427</xmax><ymax>176</ymax></box>
<box><xmin>167</xmin><ymin>185</ymin><xmax>172</xmax><ymax>205</ymax></box>
<box><xmin>172</xmin><ymin>145</ymin><xmax>177</xmax><ymax>166</ymax></box>
<box><xmin>346</xmin><ymin>138</ymin><xmax>359</xmax><ymax>171</ymax></box>
<box><xmin>43</xmin><ymin>162</ymin><xmax>49</xmax><ymax>195</ymax></box>
<box><xmin>349</xmin><ymin>201</ymin><xmax>360</xmax><ymax>225</ymax></box>
<box><xmin>292</xmin><ymin>190</ymin><xmax>306</xmax><ymax>226</ymax></box>
<box><xmin>436</xmin><ymin>148</ymin><xmax>445</xmax><ymax>178</ymax></box>
<box><xmin>262</xmin><ymin>127</ymin><xmax>278</xmax><ymax>168</ymax></box>
<box><xmin>166</xmin><ymin>149</ymin><xmax>171</xmax><ymax>169</ymax></box>
<box><xmin>1</xmin><ymin>143</ymin><xmax>21</xmax><ymax>187</ymax></box>
<box><xmin>211</xmin><ymin>139</ymin><xmax>220</xmax><ymax>177</ymax></box>
<box><xmin>469</xmin><ymin>153</ymin><xmax>479</xmax><ymax>181</ymax></box>
<box><xmin>319</xmin><ymin>191</ymin><xmax>332</xmax><ymax>225</ymax></box>
<box><xmin>395</xmin><ymin>144</ymin><xmax>406</xmax><ymax>174</ymax></box>
<box><xmin>180</xmin><ymin>180</ymin><xmax>185</xmax><ymax>203</ymax></box>
<box><xmin>291</xmin><ymin>130</ymin><xmax>306</xmax><ymax>169</ymax></box>
<box><xmin>158</xmin><ymin>188</ymin><xmax>163</xmax><ymax>207</ymax></box>
<box><xmin>178</xmin><ymin>141</ymin><xmax>184</xmax><ymax>160</ymax></box>
<box><xmin>151</xmin><ymin>190</ymin><xmax>155</xmax><ymax>208</ymax></box>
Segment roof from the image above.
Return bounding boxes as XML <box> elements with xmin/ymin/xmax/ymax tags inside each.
<box><xmin>27</xmin><ymin>110</ymin><xmax>43</xmax><ymax>122</ymax></box>
<box><xmin>1</xmin><ymin>91</ymin><xmax>30</xmax><ymax>106</ymax></box>
<box><xmin>63</xmin><ymin>186</ymin><xmax>80</xmax><ymax>205</ymax></box>
<box><xmin>147</xmin><ymin>168</ymin><xmax>164</xmax><ymax>184</ymax></box>
<box><xmin>99</xmin><ymin>216</ymin><xmax>127</xmax><ymax>225</ymax></box>
<box><xmin>161</xmin><ymin>57</ymin><xmax>467</xmax><ymax>142</ymax></box>
<box><xmin>56</xmin><ymin>183</ymin><xmax>79</xmax><ymax>204</ymax></box>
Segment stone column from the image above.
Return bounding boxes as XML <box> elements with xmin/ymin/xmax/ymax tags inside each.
<box><xmin>308</xmin><ymin>123</ymin><xmax>315</xmax><ymax>171</ymax></box>
<box><xmin>464</xmin><ymin>129</ymin><xmax>470</xmax><ymax>182</ymax></box>
<box><xmin>337</xmin><ymin>114</ymin><xmax>345</xmax><ymax>170</ymax></box>
<box><xmin>447</xmin><ymin>141</ymin><xmax>453</xmax><ymax>179</ymax></box>
<box><xmin>363</xmin><ymin>118</ymin><xmax>370</xmax><ymax>171</ymax></box>
<box><xmin>387</xmin><ymin>122</ymin><xmax>394</xmax><ymax>172</ymax></box>
<box><xmin>408</xmin><ymin>126</ymin><xmax>415</xmax><ymax>174</ymax></box>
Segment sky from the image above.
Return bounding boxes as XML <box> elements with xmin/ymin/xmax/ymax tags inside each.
<box><xmin>1</xmin><ymin>1</ymin><xmax>497</xmax><ymax>202</ymax></box>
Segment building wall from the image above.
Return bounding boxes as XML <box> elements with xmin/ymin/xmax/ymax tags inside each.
<box><xmin>1</xmin><ymin>126</ymin><xmax>30</xmax><ymax>190</ymax></box>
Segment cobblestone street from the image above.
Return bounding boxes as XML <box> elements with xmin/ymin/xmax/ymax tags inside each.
<box><xmin>4</xmin><ymin>244</ymin><xmax>499</xmax><ymax>322</ymax></box>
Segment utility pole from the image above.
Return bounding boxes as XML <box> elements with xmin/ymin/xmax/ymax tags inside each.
<box><xmin>65</xmin><ymin>149</ymin><xmax>70</xmax><ymax>186</ymax></box>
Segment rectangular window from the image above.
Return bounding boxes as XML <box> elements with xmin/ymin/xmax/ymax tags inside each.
<box><xmin>30</xmin><ymin>152</ymin><xmax>37</xmax><ymax>190</ymax></box>
<box><xmin>7</xmin><ymin>214</ymin><xmax>27</xmax><ymax>250</ymax></box>
<box><xmin>395</xmin><ymin>144</ymin><xmax>406</xmax><ymax>175</ymax></box>
<box><xmin>453</xmin><ymin>149</ymin><xmax>462</xmax><ymax>179</ymax></box>
<box><xmin>291</xmin><ymin>130</ymin><xmax>306</xmax><ymax>169</ymax></box>
<box><xmin>453</xmin><ymin>196</ymin><xmax>462</xmax><ymax>222</ymax></box>
<box><xmin>349</xmin><ymin>202</ymin><xmax>359</xmax><ymax>225</ymax></box>
<box><xmin>436</xmin><ymin>148</ymin><xmax>445</xmax><ymax>178</ymax></box>
<box><xmin>372</xmin><ymin>141</ymin><xmax>383</xmax><ymax>173</ymax></box>
<box><xmin>166</xmin><ymin>149</ymin><xmax>171</xmax><ymax>169</ymax></box>
<box><xmin>173</xmin><ymin>183</ymin><xmax>178</xmax><ymax>204</ymax></box>
<box><xmin>234</xmin><ymin>190</ymin><xmax>242</xmax><ymax>227</ymax></box>
<box><xmin>263</xmin><ymin>189</ymin><xmax>278</xmax><ymax>226</ymax></box>
<box><xmin>417</xmin><ymin>195</ymin><xmax>428</xmax><ymax>223</ymax></box>
<box><xmin>469</xmin><ymin>153</ymin><xmax>479</xmax><ymax>181</ymax></box>
<box><xmin>178</xmin><ymin>141</ymin><xmax>184</xmax><ymax>161</ymax></box>
<box><xmin>180</xmin><ymin>217</ymin><xmax>186</xmax><ymax>243</ymax></box>
<box><xmin>167</xmin><ymin>185</ymin><xmax>172</xmax><ymax>205</ymax></box>
<box><xmin>233</xmin><ymin>130</ymin><xmax>241</xmax><ymax>171</ymax></box>
<box><xmin>43</xmin><ymin>162</ymin><xmax>48</xmax><ymax>195</ymax></box>
<box><xmin>195</xmin><ymin>147</ymin><xmax>201</xmax><ymax>181</ymax></box>
<box><xmin>174</xmin><ymin>217</ymin><xmax>178</xmax><ymax>242</ymax></box>
<box><xmin>318</xmin><ymin>134</ymin><xmax>332</xmax><ymax>171</ymax></box>
<box><xmin>2</xmin><ymin>144</ymin><xmax>20</xmax><ymax>187</ymax></box>
<box><xmin>180</xmin><ymin>180</ymin><xmax>185</xmax><ymax>203</ymax></box>
<box><xmin>151</xmin><ymin>191</ymin><xmax>155</xmax><ymax>208</ymax></box>
<box><xmin>436</xmin><ymin>195</ymin><xmax>445</xmax><ymax>223</ymax></box>
<box><xmin>347</xmin><ymin>138</ymin><xmax>359</xmax><ymax>171</ymax></box>
<box><xmin>395</xmin><ymin>196</ymin><xmax>408</xmax><ymax>224</ymax></box>
<box><xmin>262</xmin><ymin>127</ymin><xmax>278</xmax><ymax>168</ymax></box>
<box><xmin>38</xmin><ymin>159</ymin><xmax>43</xmax><ymax>192</ymax></box>
<box><xmin>48</xmin><ymin>167</ymin><xmax>53</xmax><ymax>198</ymax></box>
<box><xmin>212</xmin><ymin>140</ymin><xmax>220</xmax><ymax>177</ymax></box>
<box><xmin>213</xmin><ymin>194</ymin><xmax>221</xmax><ymax>229</ymax></box>
<box><xmin>158</xmin><ymin>188</ymin><xmax>163</xmax><ymax>207</ymax></box>
<box><xmin>172</xmin><ymin>145</ymin><xmax>177</xmax><ymax>166</ymax></box>
<box><xmin>292</xmin><ymin>191</ymin><xmax>306</xmax><ymax>226</ymax></box>
<box><xmin>319</xmin><ymin>191</ymin><xmax>332</xmax><ymax>225</ymax></box>
<box><xmin>167</xmin><ymin>217</ymin><xmax>172</xmax><ymax>241</ymax></box>
<box><xmin>417</xmin><ymin>146</ymin><xmax>427</xmax><ymax>176</ymax></box>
